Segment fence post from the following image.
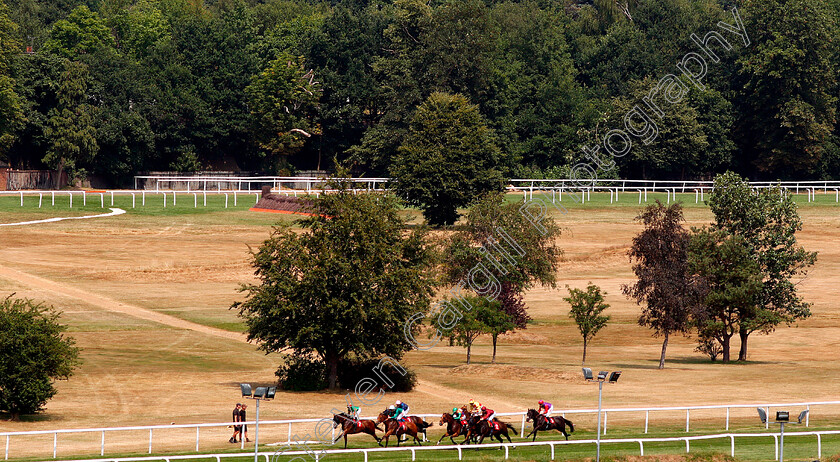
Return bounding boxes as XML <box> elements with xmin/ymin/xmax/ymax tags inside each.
<box><xmin>173</xmin><ymin>192</ymin><xmax>176</xmax><ymax>206</ymax></box>
<box><xmin>773</xmin><ymin>435</ymin><xmax>778</xmax><ymax>460</ymax></box>
<box><xmin>550</xmin><ymin>443</ymin><xmax>555</xmax><ymax>461</ymax></box>
<box><xmin>194</xmin><ymin>193</ymin><xmax>197</xmax><ymax>208</ymax></box>
<box><xmin>132</xmin><ymin>193</ymin><xmax>136</xmax><ymax>208</ymax></box>
<box><xmin>645</xmin><ymin>410</ymin><xmax>649</xmax><ymax>433</ymax></box>
<box><xmin>638</xmin><ymin>440</ymin><xmax>644</xmax><ymax>456</ymax></box>
<box><xmin>520</xmin><ymin>414</ymin><xmax>526</xmax><ymax>438</ymax></box>
<box><xmin>111</xmin><ymin>191</ymin><xmax>114</xmax><ymax>206</ymax></box>
<box><xmin>288</xmin><ymin>423</ymin><xmax>292</xmax><ymax>443</ymax></box>
<box><xmin>195</xmin><ymin>427</ymin><xmax>199</xmax><ymax>452</ymax></box>
<box><xmin>806</xmin><ymin>405</ymin><xmax>810</xmax><ymax>427</ymax></box>
<box><xmin>52</xmin><ymin>191</ymin><xmax>55</xmax><ymax>206</ymax></box>
<box><xmin>603</xmin><ymin>411</ymin><xmax>607</xmax><ymax>435</ymax></box>
<box><xmin>69</xmin><ymin>192</ymin><xmax>72</xmax><ymax>208</ymax></box>
<box><xmin>686</xmin><ymin>409</ymin><xmax>690</xmax><ymax>432</ymax></box>
<box><xmin>5</xmin><ymin>435</ymin><xmax>8</xmax><ymax>460</ymax></box>
<box><xmin>100</xmin><ymin>193</ymin><xmax>104</xmax><ymax>208</ymax></box>
<box><xmin>53</xmin><ymin>432</ymin><xmax>56</xmax><ymax>458</ymax></box>
<box><xmin>504</xmin><ymin>445</ymin><xmax>509</xmax><ymax>459</ymax></box>
<box><xmin>149</xmin><ymin>429</ymin><xmax>153</xmax><ymax>454</ymax></box>
<box><xmin>83</xmin><ymin>191</ymin><xmax>86</xmax><ymax>206</ymax></box>
<box><xmin>685</xmin><ymin>438</ymin><xmax>689</xmax><ymax>453</ymax></box>
<box><xmin>225</xmin><ymin>194</ymin><xmax>229</xmax><ymax>208</ymax></box>
<box><xmin>730</xmin><ymin>435</ymin><xmax>735</xmax><ymax>457</ymax></box>
<box><xmin>142</xmin><ymin>191</ymin><xmax>145</xmax><ymax>206</ymax></box>
<box><xmin>100</xmin><ymin>431</ymin><xmax>105</xmax><ymax>456</ymax></box>
<box><xmin>19</xmin><ymin>191</ymin><xmax>22</xmax><ymax>206</ymax></box>
<box><xmin>817</xmin><ymin>433</ymin><xmax>822</xmax><ymax>459</ymax></box>
<box><xmin>766</xmin><ymin>408</ymin><xmax>770</xmax><ymax>429</ymax></box>
<box><xmin>39</xmin><ymin>193</ymin><xmax>42</xmax><ymax>208</ymax></box>
<box><xmin>726</xmin><ymin>407</ymin><xmax>730</xmax><ymax>430</ymax></box>
<box><xmin>203</xmin><ymin>192</ymin><xmax>206</xmax><ymax>207</ymax></box>
<box><xmin>163</xmin><ymin>193</ymin><xmax>166</xmax><ymax>208</ymax></box>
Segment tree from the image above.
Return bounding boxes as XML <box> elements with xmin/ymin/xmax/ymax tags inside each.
<box><xmin>0</xmin><ymin>0</ymin><xmax>23</xmax><ymax>158</ymax></box>
<box><xmin>445</xmin><ymin>295</ymin><xmax>511</xmax><ymax>365</ymax></box>
<box><xmin>390</xmin><ymin>92</ymin><xmax>504</xmax><ymax>226</ymax></box>
<box><xmin>0</xmin><ymin>295</ymin><xmax>81</xmax><ymax>421</ymax></box>
<box><xmin>43</xmin><ymin>5</ymin><xmax>116</xmax><ymax>59</ymax></box>
<box><xmin>245</xmin><ymin>53</ymin><xmax>321</xmax><ymax>165</ymax></box>
<box><xmin>44</xmin><ymin>60</ymin><xmax>97</xmax><ymax>186</ymax></box>
<box><xmin>707</xmin><ymin>171</ymin><xmax>817</xmax><ymax>360</ymax></box>
<box><xmin>566</xmin><ymin>283</ymin><xmax>610</xmax><ymax>365</ymax></box>
<box><xmin>479</xmin><ymin>291</ymin><xmax>517</xmax><ymax>364</ymax></box>
<box><xmin>623</xmin><ymin>201</ymin><xmax>698</xmax><ymax>369</ymax></box>
<box><xmin>736</xmin><ymin>0</ymin><xmax>838</xmax><ymax>176</ymax></box>
<box><xmin>233</xmin><ymin>179</ymin><xmax>436</xmax><ymax>389</ymax></box>
<box><xmin>688</xmin><ymin>228</ymin><xmax>763</xmax><ymax>363</ymax></box>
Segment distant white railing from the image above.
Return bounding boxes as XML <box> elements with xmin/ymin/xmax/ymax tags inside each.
<box><xmin>41</xmin><ymin>430</ymin><xmax>840</xmax><ymax>462</ymax></box>
<box><xmin>3</xmin><ymin>400</ymin><xmax>840</xmax><ymax>460</ymax></box>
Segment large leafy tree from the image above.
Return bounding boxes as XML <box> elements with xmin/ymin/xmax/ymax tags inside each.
<box><xmin>736</xmin><ymin>0</ymin><xmax>838</xmax><ymax>176</ymax></box>
<box><xmin>0</xmin><ymin>295</ymin><xmax>81</xmax><ymax>421</ymax></box>
<box><xmin>43</xmin><ymin>5</ymin><xmax>116</xmax><ymax>58</ymax></box>
<box><xmin>44</xmin><ymin>60</ymin><xmax>97</xmax><ymax>185</ymax></box>
<box><xmin>688</xmin><ymin>229</ymin><xmax>763</xmax><ymax>363</ymax></box>
<box><xmin>623</xmin><ymin>201</ymin><xmax>699</xmax><ymax>369</ymax></box>
<box><xmin>233</xmin><ymin>180</ymin><xmax>436</xmax><ymax>389</ymax></box>
<box><xmin>245</xmin><ymin>53</ymin><xmax>321</xmax><ymax>168</ymax></box>
<box><xmin>0</xmin><ymin>0</ymin><xmax>23</xmax><ymax>158</ymax></box>
<box><xmin>391</xmin><ymin>92</ymin><xmax>504</xmax><ymax>226</ymax></box>
<box><xmin>566</xmin><ymin>283</ymin><xmax>611</xmax><ymax>365</ymax></box>
<box><xmin>707</xmin><ymin>171</ymin><xmax>817</xmax><ymax>360</ymax></box>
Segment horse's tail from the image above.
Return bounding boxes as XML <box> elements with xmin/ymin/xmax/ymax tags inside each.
<box><xmin>503</xmin><ymin>422</ymin><xmax>516</xmax><ymax>434</ymax></box>
<box><xmin>566</xmin><ymin>418</ymin><xmax>575</xmax><ymax>433</ymax></box>
<box><xmin>374</xmin><ymin>424</ymin><xmax>384</xmax><ymax>431</ymax></box>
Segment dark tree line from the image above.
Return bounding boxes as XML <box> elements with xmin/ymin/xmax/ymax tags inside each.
<box><xmin>1</xmin><ymin>0</ymin><xmax>839</xmax><ymax>186</ymax></box>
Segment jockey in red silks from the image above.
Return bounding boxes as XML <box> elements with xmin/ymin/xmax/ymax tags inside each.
<box><xmin>480</xmin><ymin>406</ymin><xmax>495</xmax><ymax>422</ymax></box>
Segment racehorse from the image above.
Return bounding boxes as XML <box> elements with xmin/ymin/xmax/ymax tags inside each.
<box><xmin>376</xmin><ymin>412</ymin><xmax>424</xmax><ymax>447</ymax></box>
<box><xmin>466</xmin><ymin>415</ymin><xmax>516</xmax><ymax>445</ymax></box>
<box><xmin>525</xmin><ymin>408</ymin><xmax>575</xmax><ymax>441</ymax></box>
<box><xmin>332</xmin><ymin>413</ymin><xmax>383</xmax><ymax>448</ymax></box>
<box><xmin>437</xmin><ymin>412</ymin><xmax>469</xmax><ymax>445</ymax></box>
<box><xmin>376</xmin><ymin>408</ymin><xmax>431</xmax><ymax>442</ymax></box>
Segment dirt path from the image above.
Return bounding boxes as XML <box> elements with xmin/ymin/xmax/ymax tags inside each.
<box><xmin>0</xmin><ymin>264</ymin><xmax>248</xmax><ymax>343</ymax></box>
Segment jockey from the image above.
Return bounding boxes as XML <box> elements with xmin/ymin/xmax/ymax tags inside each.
<box><xmin>347</xmin><ymin>405</ymin><xmax>360</xmax><ymax>421</ymax></box>
<box><xmin>467</xmin><ymin>399</ymin><xmax>482</xmax><ymax>413</ymax></box>
<box><xmin>392</xmin><ymin>402</ymin><xmax>408</xmax><ymax>422</ymax></box>
<box><xmin>451</xmin><ymin>407</ymin><xmax>463</xmax><ymax>421</ymax></box>
<box><xmin>480</xmin><ymin>406</ymin><xmax>495</xmax><ymax>422</ymax></box>
<box><xmin>387</xmin><ymin>405</ymin><xmax>397</xmax><ymax>418</ymax></box>
<box><xmin>538</xmin><ymin>400</ymin><xmax>553</xmax><ymax>417</ymax></box>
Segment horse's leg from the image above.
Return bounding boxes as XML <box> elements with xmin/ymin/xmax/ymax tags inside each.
<box><xmin>532</xmin><ymin>428</ymin><xmax>538</xmax><ymax>442</ymax></box>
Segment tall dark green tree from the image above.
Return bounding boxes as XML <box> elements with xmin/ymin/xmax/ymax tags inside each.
<box><xmin>44</xmin><ymin>60</ymin><xmax>97</xmax><ymax>185</ymax></box>
<box><xmin>737</xmin><ymin>0</ymin><xmax>838</xmax><ymax>176</ymax></box>
<box><xmin>233</xmin><ymin>180</ymin><xmax>436</xmax><ymax>389</ymax></box>
<box><xmin>0</xmin><ymin>295</ymin><xmax>81</xmax><ymax>421</ymax></box>
<box><xmin>707</xmin><ymin>171</ymin><xmax>818</xmax><ymax>360</ymax></box>
<box><xmin>688</xmin><ymin>228</ymin><xmax>763</xmax><ymax>363</ymax></box>
<box><xmin>391</xmin><ymin>92</ymin><xmax>504</xmax><ymax>226</ymax></box>
<box><xmin>0</xmin><ymin>0</ymin><xmax>23</xmax><ymax>158</ymax></box>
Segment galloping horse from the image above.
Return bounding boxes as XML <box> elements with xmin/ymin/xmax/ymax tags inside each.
<box><xmin>437</xmin><ymin>412</ymin><xmax>469</xmax><ymax>445</ymax></box>
<box><xmin>377</xmin><ymin>408</ymin><xmax>431</xmax><ymax>442</ymax></box>
<box><xmin>376</xmin><ymin>412</ymin><xmax>424</xmax><ymax>447</ymax></box>
<box><xmin>332</xmin><ymin>413</ymin><xmax>383</xmax><ymax>448</ymax></box>
<box><xmin>469</xmin><ymin>416</ymin><xmax>516</xmax><ymax>445</ymax></box>
<box><xmin>525</xmin><ymin>408</ymin><xmax>575</xmax><ymax>441</ymax></box>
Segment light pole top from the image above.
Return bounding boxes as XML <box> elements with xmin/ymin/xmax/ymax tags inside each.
<box><xmin>582</xmin><ymin>368</ymin><xmax>621</xmax><ymax>383</ymax></box>
<box><xmin>241</xmin><ymin>383</ymin><xmax>276</xmax><ymax>400</ymax></box>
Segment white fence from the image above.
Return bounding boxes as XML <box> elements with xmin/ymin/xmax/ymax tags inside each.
<box><xmin>40</xmin><ymin>429</ymin><xmax>840</xmax><ymax>462</ymax></box>
<box><xmin>3</xmin><ymin>401</ymin><xmax>840</xmax><ymax>460</ymax></box>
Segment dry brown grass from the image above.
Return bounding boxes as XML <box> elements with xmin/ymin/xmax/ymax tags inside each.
<box><xmin>1</xmin><ymin>202</ymin><xmax>839</xmax><ymax>458</ymax></box>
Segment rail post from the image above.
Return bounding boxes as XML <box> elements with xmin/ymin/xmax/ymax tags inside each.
<box><xmin>100</xmin><ymin>431</ymin><xmax>104</xmax><ymax>456</ymax></box>
<box><xmin>100</xmin><ymin>193</ymin><xmax>104</xmax><ymax>208</ymax></box>
<box><xmin>19</xmin><ymin>191</ymin><xmax>23</xmax><ymax>206</ymax></box>
<box><xmin>645</xmin><ymin>410</ymin><xmax>649</xmax><ymax>433</ymax></box>
<box><xmin>817</xmin><ymin>433</ymin><xmax>822</xmax><ymax>459</ymax></box>
<box><xmin>603</xmin><ymin>411</ymin><xmax>607</xmax><ymax>435</ymax></box>
<box><xmin>195</xmin><ymin>427</ymin><xmax>199</xmax><ymax>452</ymax></box>
<box><xmin>111</xmin><ymin>191</ymin><xmax>114</xmax><ymax>206</ymax></box>
<box><xmin>686</xmin><ymin>409</ymin><xmax>690</xmax><ymax>432</ymax></box>
<box><xmin>149</xmin><ymin>429</ymin><xmax>153</xmax><ymax>454</ymax></box>
<box><xmin>726</xmin><ymin>407</ymin><xmax>730</xmax><ymax>430</ymax></box>
<box><xmin>638</xmin><ymin>440</ymin><xmax>644</xmax><ymax>456</ymax></box>
<box><xmin>685</xmin><ymin>438</ymin><xmax>689</xmax><ymax>453</ymax></box>
<box><xmin>52</xmin><ymin>191</ymin><xmax>55</xmax><ymax>205</ymax></box>
<box><xmin>5</xmin><ymin>435</ymin><xmax>8</xmax><ymax>460</ymax></box>
<box><xmin>550</xmin><ymin>443</ymin><xmax>555</xmax><ymax>460</ymax></box>
<box><xmin>730</xmin><ymin>435</ymin><xmax>735</xmax><ymax>457</ymax></box>
<box><xmin>520</xmin><ymin>414</ymin><xmax>526</xmax><ymax>438</ymax></box>
<box><xmin>53</xmin><ymin>432</ymin><xmax>56</xmax><ymax>458</ymax></box>
<box><xmin>806</xmin><ymin>405</ymin><xmax>810</xmax><ymax>427</ymax></box>
<box><xmin>39</xmin><ymin>193</ymin><xmax>42</xmax><ymax>208</ymax></box>
<box><xmin>83</xmin><ymin>191</ymin><xmax>86</xmax><ymax>206</ymax></box>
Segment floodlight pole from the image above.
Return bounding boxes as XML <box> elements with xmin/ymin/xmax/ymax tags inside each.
<box><xmin>778</xmin><ymin>420</ymin><xmax>785</xmax><ymax>462</ymax></box>
<box><xmin>596</xmin><ymin>380</ymin><xmax>603</xmax><ymax>462</ymax></box>
<box><xmin>254</xmin><ymin>398</ymin><xmax>261</xmax><ymax>462</ymax></box>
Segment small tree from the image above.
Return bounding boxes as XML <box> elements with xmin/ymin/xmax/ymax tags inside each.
<box><xmin>477</xmin><ymin>295</ymin><xmax>517</xmax><ymax>364</ymax></box>
<box><xmin>0</xmin><ymin>295</ymin><xmax>81</xmax><ymax>421</ymax></box>
<box><xmin>623</xmin><ymin>201</ymin><xmax>699</xmax><ymax>369</ymax></box>
<box><xmin>446</xmin><ymin>296</ymin><xmax>509</xmax><ymax>365</ymax></box>
<box><xmin>390</xmin><ymin>92</ymin><xmax>505</xmax><ymax>226</ymax></box>
<box><xmin>565</xmin><ymin>283</ymin><xmax>610</xmax><ymax>365</ymax></box>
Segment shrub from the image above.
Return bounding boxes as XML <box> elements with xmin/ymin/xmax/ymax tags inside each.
<box><xmin>276</xmin><ymin>355</ymin><xmax>327</xmax><ymax>391</ymax></box>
